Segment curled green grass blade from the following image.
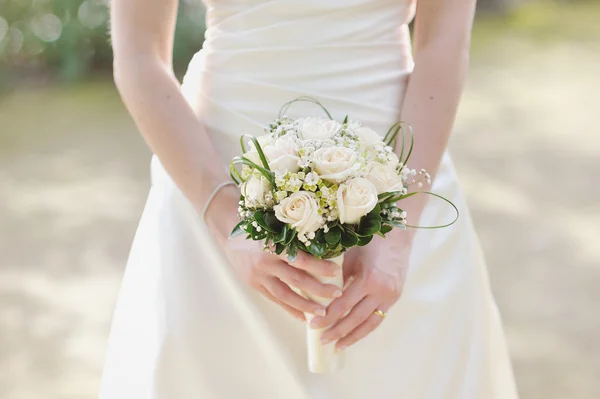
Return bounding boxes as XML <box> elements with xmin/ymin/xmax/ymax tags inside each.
<box><xmin>278</xmin><ymin>96</ymin><xmax>333</xmax><ymax>120</ymax></box>
<box><xmin>404</xmin><ymin>191</ymin><xmax>460</xmax><ymax>229</ymax></box>
<box><xmin>231</xmin><ymin>156</ymin><xmax>275</xmax><ymax>187</ymax></box>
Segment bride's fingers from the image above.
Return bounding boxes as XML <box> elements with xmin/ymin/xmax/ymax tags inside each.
<box><xmin>319</xmin><ymin>296</ymin><xmax>379</xmax><ymax>345</ymax></box>
<box><xmin>281</xmin><ymin>251</ymin><xmax>340</xmax><ymax>278</ymax></box>
<box><xmin>335</xmin><ymin>305</ymin><xmax>388</xmax><ymax>350</ymax></box>
<box><xmin>268</xmin><ymin>261</ymin><xmax>342</xmax><ymax>299</ymax></box>
<box><xmin>263</xmin><ymin>278</ymin><xmax>327</xmax><ymax>317</ymax></box>
<box><xmin>309</xmin><ymin>276</ymin><xmax>365</xmax><ymax>329</ymax></box>
<box><xmin>259</xmin><ymin>287</ymin><xmax>306</xmax><ymax>322</ymax></box>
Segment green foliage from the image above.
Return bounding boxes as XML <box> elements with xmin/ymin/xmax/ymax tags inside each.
<box><xmin>0</xmin><ymin>0</ymin><xmax>205</xmax><ymax>81</ymax></box>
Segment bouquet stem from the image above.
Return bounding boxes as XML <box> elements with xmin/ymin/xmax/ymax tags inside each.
<box><xmin>303</xmin><ymin>254</ymin><xmax>345</xmax><ymax>373</ymax></box>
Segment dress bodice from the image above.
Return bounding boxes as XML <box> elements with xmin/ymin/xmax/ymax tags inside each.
<box><xmin>182</xmin><ymin>0</ymin><xmax>417</xmax><ymax>162</ymax></box>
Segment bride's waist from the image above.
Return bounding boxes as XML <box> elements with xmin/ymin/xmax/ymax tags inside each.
<box><xmin>198</xmin><ymin>39</ymin><xmax>412</xmax><ymax>78</ymax></box>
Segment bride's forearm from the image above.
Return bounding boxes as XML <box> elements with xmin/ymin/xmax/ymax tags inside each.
<box><xmin>399</xmin><ymin>47</ymin><xmax>470</xmax><ymax>181</ymax></box>
<box><xmin>113</xmin><ymin>58</ymin><xmax>238</xmax><ymax>232</ymax></box>
<box><xmin>396</xmin><ymin>0</ymin><xmax>476</xmax><ymax>235</ymax></box>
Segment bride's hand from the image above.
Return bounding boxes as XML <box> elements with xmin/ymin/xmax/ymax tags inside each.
<box><xmin>205</xmin><ymin>186</ymin><xmax>342</xmax><ymax>322</ymax></box>
<box><xmin>309</xmin><ymin>230</ymin><xmax>411</xmax><ymax>350</ymax></box>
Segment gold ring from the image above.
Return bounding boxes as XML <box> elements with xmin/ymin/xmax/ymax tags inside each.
<box><xmin>373</xmin><ymin>309</ymin><xmax>387</xmax><ymax>318</ymax></box>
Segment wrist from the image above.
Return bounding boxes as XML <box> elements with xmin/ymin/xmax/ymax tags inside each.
<box><xmin>204</xmin><ymin>184</ymin><xmax>240</xmax><ymax>243</ymax></box>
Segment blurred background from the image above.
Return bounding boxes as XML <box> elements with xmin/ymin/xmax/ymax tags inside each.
<box><xmin>1</xmin><ymin>0</ymin><xmax>599</xmax><ymax>398</ymax></box>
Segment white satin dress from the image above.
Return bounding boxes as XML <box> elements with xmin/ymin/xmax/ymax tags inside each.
<box><xmin>100</xmin><ymin>1</ymin><xmax>518</xmax><ymax>398</ymax></box>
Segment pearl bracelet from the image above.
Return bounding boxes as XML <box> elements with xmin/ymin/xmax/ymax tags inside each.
<box><xmin>202</xmin><ymin>181</ymin><xmax>238</xmax><ymax>222</ymax></box>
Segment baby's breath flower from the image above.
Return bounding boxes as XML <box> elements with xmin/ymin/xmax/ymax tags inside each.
<box><xmin>275</xmin><ymin>190</ymin><xmax>288</xmax><ymax>202</ymax></box>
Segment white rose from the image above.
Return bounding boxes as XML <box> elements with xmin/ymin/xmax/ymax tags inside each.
<box><xmin>244</xmin><ymin>135</ymin><xmax>300</xmax><ymax>174</ymax></box>
<box><xmin>337</xmin><ymin>177</ymin><xmax>378</xmax><ymax>224</ymax></box>
<box><xmin>274</xmin><ymin>191</ymin><xmax>322</xmax><ymax>235</ymax></box>
<box><xmin>355</xmin><ymin>127</ymin><xmax>382</xmax><ymax>147</ymax></box>
<box><xmin>366</xmin><ymin>162</ymin><xmax>405</xmax><ymax>194</ymax></box>
<box><xmin>312</xmin><ymin>147</ymin><xmax>357</xmax><ymax>182</ymax></box>
<box><xmin>299</xmin><ymin>118</ymin><xmax>341</xmax><ymax>141</ymax></box>
<box><xmin>242</xmin><ymin>177</ymin><xmax>271</xmax><ymax>207</ymax></box>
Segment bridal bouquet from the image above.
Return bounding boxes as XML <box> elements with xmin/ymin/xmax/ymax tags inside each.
<box><xmin>229</xmin><ymin>98</ymin><xmax>457</xmax><ymax>373</ymax></box>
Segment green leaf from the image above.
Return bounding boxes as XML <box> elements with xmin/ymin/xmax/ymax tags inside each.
<box><xmin>358</xmin><ymin>205</ymin><xmax>382</xmax><ymax>236</ymax></box>
<box><xmin>273</xmin><ymin>224</ymin><xmax>289</xmax><ymax>244</ymax></box>
<box><xmin>357</xmin><ymin>235</ymin><xmax>373</xmax><ymax>246</ymax></box>
<box><xmin>265</xmin><ymin>232</ymin><xmax>272</xmax><ymax>246</ymax></box>
<box><xmin>264</xmin><ymin>211</ymin><xmax>284</xmax><ymax>231</ymax></box>
<box><xmin>284</xmin><ymin>228</ymin><xmax>297</xmax><ymax>245</ymax></box>
<box><xmin>340</xmin><ymin>227</ymin><xmax>358</xmax><ymax>248</ymax></box>
<box><xmin>315</xmin><ymin>229</ymin><xmax>326</xmax><ymax>244</ymax></box>
<box><xmin>229</xmin><ymin>221</ymin><xmax>246</xmax><ymax>239</ymax></box>
<box><xmin>308</xmin><ymin>240</ymin><xmax>326</xmax><ymax>258</ymax></box>
<box><xmin>342</xmin><ymin>115</ymin><xmax>348</xmax><ymax>124</ymax></box>
<box><xmin>358</xmin><ymin>218</ymin><xmax>381</xmax><ymax>237</ymax></box>
<box><xmin>286</xmin><ymin>240</ymin><xmax>299</xmax><ymax>262</ymax></box>
<box><xmin>275</xmin><ymin>243</ymin><xmax>285</xmax><ymax>255</ymax></box>
<box><xmin>322</xmin><ymin>246</ymin><xmax>344</xmax><ymax>259</ymax></box>
<box><xmin>387</xmin><ymin>220</ymin><xmax>407</xmax><ymax>229</ymax></box>
<box><xmin>253</xmin><ymin>211</ymin><xmax>274</xmax><ymax>232</ymax></box>
<box><xmin>380</xmin><ymin>224</ymin><xmax>393</xmax><ymax>235</ymax></box>
<box><xmin>324</xmin><ymin>226</ymin><xmax>342</xmax><ymax>247</ymax></box>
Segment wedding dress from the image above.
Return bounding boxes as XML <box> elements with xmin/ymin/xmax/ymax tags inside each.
<box><xmin>100</xmin><ymin>0</ymin><xmax>518</xmax><ymax>397</ymax></box>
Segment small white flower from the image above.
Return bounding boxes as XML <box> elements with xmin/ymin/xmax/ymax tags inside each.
<box><xmin>305</xmin><ymin>171</ymin><xmax>320</xmax><ymax>185</ymax></box>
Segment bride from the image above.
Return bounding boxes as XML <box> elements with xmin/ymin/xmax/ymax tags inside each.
<box><xmin>101</xmin><ymin>0</ymin><xmax>518</xmax><ymax>398</ymax></box>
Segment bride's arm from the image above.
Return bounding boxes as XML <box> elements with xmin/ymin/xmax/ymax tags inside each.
<box><xmin>397</xmin><ymin>0</ymin><xmax>477</xmax><ymax>234</ymax></box>
<box><xmin>310</xmin><ymin>0</ymin><xmax>477</xmax><ymax>348</ymax></box>
<box><xmin>111</xmin><ymin>0</ymin><xmax>236</xmax><ymax>237</ymax></box>
<box><xmin>111</xmin><ymin>0</ymin><xmax>341</xmax><ymax>320</ymax></box>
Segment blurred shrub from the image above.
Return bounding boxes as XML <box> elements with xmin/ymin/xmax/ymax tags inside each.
<box><xmin>0</xmin><ymin>0</ymin><xmax>205</xmax><ymax>82</ymax></box>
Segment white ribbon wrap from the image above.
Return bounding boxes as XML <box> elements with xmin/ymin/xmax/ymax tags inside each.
<box><xmin>303</xmin><ymin>254</ymin><xmax>345</xmax><ymax>373</ymax></box>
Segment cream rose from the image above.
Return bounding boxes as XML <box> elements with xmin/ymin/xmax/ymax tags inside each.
<box><xmin>366</xmin><ymin>162</ymin><xmax>405</xmax><ymax>194</ymax></box>
<box><xmin>274</xmin><ymin>191</ymin><xmax>322</xmax><ymax>235</ymax></box>
<box><xmin>299</xmin><ymin>118</ymin><xmax>341</xmax><ymax>141</ymax></box>
<box><xmin>312</xmin><ymin>147</ymin><xmax>357</xmax><ymax>182</ymax></box>
<box><xmin>244</xmin><ymin>135</ymin><xmax>300</xmax><ymax>174</ymax></box>
<box><xmin>254</xmin><ymin>134</ymin><xmax>275</xmax><ymax>148</ymax></box>
<box><xmin>337</xmin><ymin>177</ymin><xmax>378</xmax><ymax>224</ymax></box>
<box><xmin>355</xmin><ymin>126</ymin><xmax>382</xmax><ymax>147</ymax></box>
<box><xmin>242</xmin><ymin>177</ymin><xmax>272</xmax><ymax>207</ymax></box>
